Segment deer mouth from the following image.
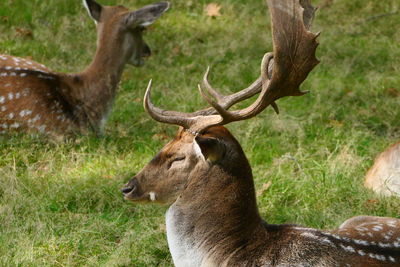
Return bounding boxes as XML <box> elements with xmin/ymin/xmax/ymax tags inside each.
<box><xmin>121</xmin><ymin>178</ymin><xmax>144</xmax><ymax>201</ymax></box>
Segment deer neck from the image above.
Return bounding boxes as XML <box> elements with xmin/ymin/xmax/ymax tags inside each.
<box><xmin>166</xmin><ymin>153</ymin><xmax>265</xmax><ymax>266</ymax></box>
<box><xmin>69</xmin><ymin>32</ymin><xmax>128</xmax><ymax>133</ymax></box>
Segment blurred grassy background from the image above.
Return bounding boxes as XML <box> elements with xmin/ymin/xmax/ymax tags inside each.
<box><xmin>0</xmin><ymin>0</ymin><xmax>399</xmax><ymax>266</ymax></box>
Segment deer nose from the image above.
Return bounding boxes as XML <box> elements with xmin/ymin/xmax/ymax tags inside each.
<box><xmin>121</xmin><ymin>178</ymin><xmax>139</xmax><ymax>195</ymax></box>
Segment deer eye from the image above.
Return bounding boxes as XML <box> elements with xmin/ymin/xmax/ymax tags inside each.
<box><xmin>173</xmin><ymin>156</ymin><xmax>185</xmax><ymax>163</ymax></box>
<box><xmin>168</xmin><ymin>156</ymin><xmax>186</xmax><ymax>169</ymax></box>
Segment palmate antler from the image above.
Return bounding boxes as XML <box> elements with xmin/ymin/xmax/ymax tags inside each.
<box><xmin>144</xmin><ymin>0</ymin><xmax>320</xmax><ymax>134</ymax></box>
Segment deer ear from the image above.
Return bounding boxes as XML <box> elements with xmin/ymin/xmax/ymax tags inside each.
<box><xmin>195</xmin><ymin>136</ymin><xmax>225</xmax><ymax>163</ymax></box>
<box><xmin>83</xmin><ymin>0</ymin><xmax>103</xmax><ymax>22</ymax></box>
<box><xmin>125</xmin><ymin>1</ymin><xmax>170</xmax><ymax>28</ymax></box>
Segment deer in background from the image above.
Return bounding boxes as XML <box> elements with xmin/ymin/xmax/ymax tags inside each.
<box><xmin>0</xmin><ymin>0</ymin><xmax>169</xmax><ymax>138</ymax></box>
<box><xmin>365</xmin><ymin>142</ymin><xmax>400</xmax><ymax>197</ymax></box>
<box><xmin>121</xmin><ymin>0</ymin><xmax>400</xmax><ymax>266</ymax></box>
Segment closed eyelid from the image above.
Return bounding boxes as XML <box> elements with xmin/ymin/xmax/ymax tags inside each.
<box><xmin>167</xmin><ymin>156</ymin><xmax>186</xmax><ymax>170</ymax></box>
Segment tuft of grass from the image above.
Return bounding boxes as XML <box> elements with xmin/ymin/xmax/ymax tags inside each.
<box><xmin>1</xmin><ymin>0</ymin><xmax>399</xmax><ymax>265</ymax></box>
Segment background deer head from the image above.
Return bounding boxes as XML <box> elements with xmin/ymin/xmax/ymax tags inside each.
<box><xmin>83</xmin><ymin>0</ymin><xmax>170</xmax><ymax>67</ymax></box>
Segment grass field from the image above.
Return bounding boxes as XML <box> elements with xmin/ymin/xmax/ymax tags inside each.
<box><xmin>0</xmin><ymin>0</ymin><xmax>399</xmax><ymax>266</ymax></box>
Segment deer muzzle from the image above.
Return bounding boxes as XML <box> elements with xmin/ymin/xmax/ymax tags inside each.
<box><xmin>121</xmin><ymin>177</ymin><xmax>141</xmax><ymax>200</ymax></box>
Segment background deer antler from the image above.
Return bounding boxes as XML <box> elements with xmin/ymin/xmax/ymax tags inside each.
<box><xmin>144</xmin><ymin>0</ymin><xmax>320</xmax><ymax>133</ymax></box>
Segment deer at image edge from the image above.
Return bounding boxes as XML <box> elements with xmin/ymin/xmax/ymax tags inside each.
<box><xmin>0</xmin><ymin>0</ymin><xmax>169</xmax><ymax>138</ymax></box>
<box><xmin>365</xmin><ymin>142</ymin><xmax>400</xmax><ymax>198</ymax></box>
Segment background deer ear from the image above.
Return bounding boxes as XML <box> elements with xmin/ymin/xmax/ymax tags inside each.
<box><xmin>125</xmin><ymin>1</ymin><xmax>170</xmax><ymax>28</ymax></box>
<box><xmin>83</xmin><ymin>0</ymin><xmax>103</xmax><ymax>22</ymax></box>
<box><xmin>195</xmin><ymin>136</ymin><xmax>225</xmax><ymax>163</ymax></box>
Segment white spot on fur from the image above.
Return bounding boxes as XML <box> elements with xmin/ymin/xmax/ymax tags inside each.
<box><xmin>149</xmin><ymin>192</ymin><xmax>156</xmax><ymax>201</ymax></box>
<box><xmin>7</xmin><ymin>113</ymin><xmax>14</xmax><ymax>119</ymax></box>
<box><xmin>32</xmin><ymin>114</ymin><xmax>41</xmax><ymax>123</ymax></box>
<box><xmin>15</xmin><ymin>92</ymin><xmax>21</xmax><ymax>99</ymax></box>
<box><xmin>4</xmin><ymin>83</ymin><xmax>11</xmax><ymax>87</ymax></box>
<box><xmin>383</xmin><ymin>232</ymin><xmax>392</xmax><ymax>240</ymax></box>
<box><xmin>372</xmin><ymin>225</ymin><xmax>383</xmax><ymax>231</ymax></box>
<box><xmin>10</xmin><ymin>122</ymin><xmax>20</xmax><ymax>128</ymax></box>
<box><xmin>8</xmin><ymin>93</ymin><xmax>13</xmax><ymax>100</ymax></box>
<box><xmin>1</xmin><ymin>106</ymin><xmax>6</xmax><ymax>112</ymax></box>
<box><xmin>5</xmin><ymin>66</ymin><xmax>12</xmax><ymax>70</ymax></box>
<box><xmin>340</xmin><ymin>244</ymin><xmax>355</xmax><ymax>253</ymax></box>
<box><xmin>378</xmin><ymin>242</ymin><xmax>392</xmax><ymax>248</ymax></box>
<box><xmin>301</xmin><ymin>232</ymin><xmax>334</xmax><ymax>247</ymax></box>
<box><xmin>320</xmin><ymin>237</ymin><xmax>334</xmax><ymax>246</ymax></box>
<box><xmin>356</xmin><ymin>227</ymin><xmax>368</xmax><ymax>232</ymax></box>
<box><xmin>0</xmin><ymin>96</ymin><xmax>5</xmax><ymax>104</ymax></box>
<box><xmin>22</xmin><ymin>88</ymin><xmax>30</xmax><ymax>96</ymax></box>
<box><xmin>353</xmin><ymin>239</ymin><xmax>370</xmax><ymax>246</ymax></box>
<box><xmin>37</xmin><ymin>125</ymin><xmax>46</xmax><ymax>133</ymax></box>
<box><xmin>38</xmin><ymin>74</ymin><xmax>54</xmax><ymax>80</ymax></box>
<box><xmin>387</xmin><ymin>220</ymin><xmax>397</xmax><ymax>228</ymax></box>
<box><xmin>389</xmin><ymin>256</ymin><xmax>396</xmax><ymax>263</ymax></box>
<box><xmin>20</xmin><ymin>73</ymin><xmax>27</xmax><ymax>77</ymax></box>
<box><xmin>19</xmin><ymin>110</ymin><xmax>32</xmax><ymax>117</ymax></box>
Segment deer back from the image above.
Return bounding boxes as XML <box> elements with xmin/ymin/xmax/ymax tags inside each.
<box><xmin>0</xmin><ymin>55</ymin><xmax>84</xmax><ymax>137</ymax></box>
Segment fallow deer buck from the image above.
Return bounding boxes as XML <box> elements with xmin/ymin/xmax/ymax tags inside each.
<box><xmin>365</xmin><ymin>142</ymin><xmax>400</xmax><ymax>197</ymax></box>
<box><xmin>0</xmin><ymin>0</ymin><xmax>169</xmax><ymax>138</ymax></box>
<box><xmin>122</xmin><ymin>0</ymin><xmax>400</xmax><ymax>266</ymax></box>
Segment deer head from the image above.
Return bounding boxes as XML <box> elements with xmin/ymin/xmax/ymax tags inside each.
<box><xmin>83</xmin><ymin>0</ymin><xmax>169</xmax><ymax>67</ymax></box>
<box><xmin>122</xmin><ymin>125</ymin><xmax>251</xmax><ymax>203</ymax></box>
<box><xmin>122</xmin><ymin>0</ymin><xmax>319</xmax><ymax>203</ymax></box>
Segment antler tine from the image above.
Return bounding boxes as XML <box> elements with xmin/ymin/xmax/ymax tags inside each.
<box><xmin>144</xmin><ymin>80</ymin><xmax>194</xmax><ymax>129</ymax></box>
<box><xmin>194</xmin><ymin>49</ymin><xmax>277</xmax><ymax>117</ymax></box>
<box><xmin>144</xmin><ymin>80</ymin><xmax>224</xmax><ymax>132</ymax></box>
<box><xmin>199</xmin><ymin>66</ymin><xmax>264</xmax><ymax>112</ymax></box>
<box><xmin>197</xmin><ymin>53</ymin><xmax>275</xmax><ymax>125</ymax></box>
<box><xmin>187</xmin><ymin>67</ymin><xmax>264</xmax><ymax>117</ymax></box>
<box><xmin>201</xmin><ymin>66</ymin><xmax>225</xmax><ymax>102</ymax></box>
<box><xmin>143</xmin><ymin>0</ymin><xmax>319</xmax><ymax>134</ymax></box>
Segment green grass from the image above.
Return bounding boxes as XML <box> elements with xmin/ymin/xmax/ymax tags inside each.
<box><xmin>0</xmin><ymin>0</ymin><xmax>399</xmax><ymax>265</ymax></box>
